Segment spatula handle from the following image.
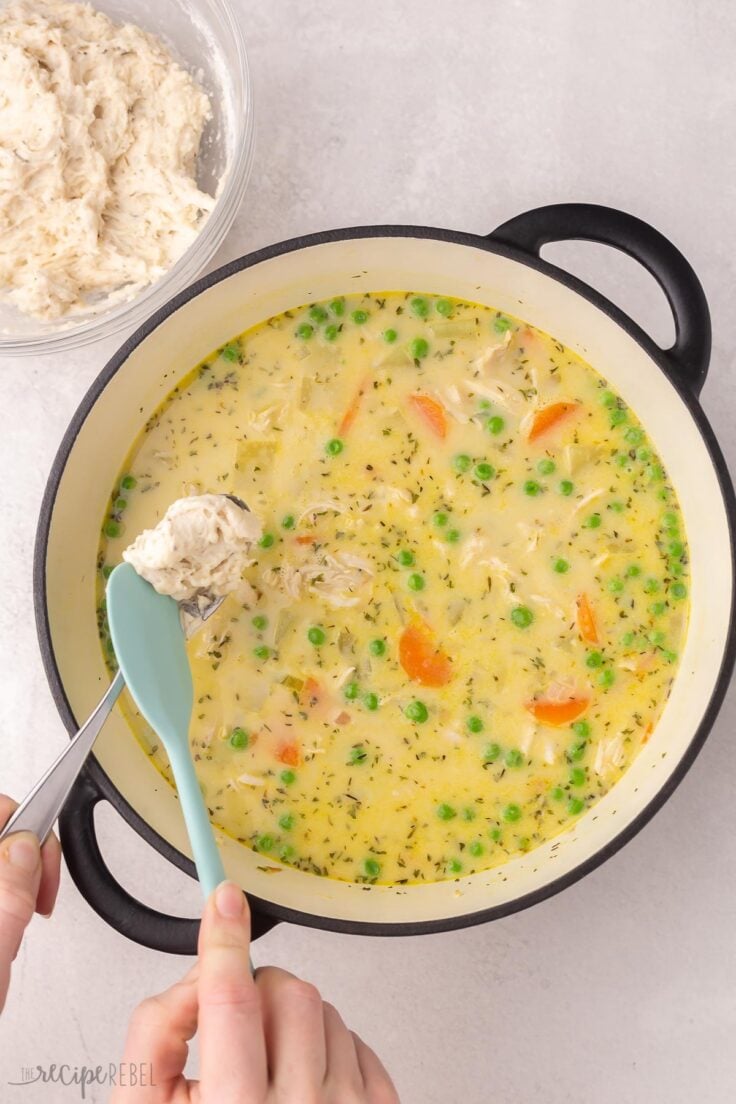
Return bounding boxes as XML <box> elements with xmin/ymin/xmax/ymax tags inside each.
<box><xmin>167</xmin><ymin>743</ymin><xmax>226</xmax><ymax>898</ymax></box>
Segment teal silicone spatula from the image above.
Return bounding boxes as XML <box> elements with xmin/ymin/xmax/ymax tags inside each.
<box><xmin>106</xmin><ymin>562</ymin><xmax>226</xmax><ymax>897</ymax></box>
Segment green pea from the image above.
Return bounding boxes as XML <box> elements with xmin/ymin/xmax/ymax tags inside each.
<box><xmin>279</xmin><ymin>813</ymin><xmax>295</xmax><ymax>830</ymax></box>
<box><xmin>610</xmin><ymin>408</ymin><xmax>628</xmax><ymax>426</ymax></box>
<box><xmin>364</xmin><ymin>858</ymin><xmax>381</xmax><ymax>878</ymax></box>
<box><xmin>253</xmin><ymin>645</ymin><xmax>271</xmax><ymax>660</ymax></box>
<box><xmin>280</xmin><ymin>769</ymin><xmax>296</xmax><ymax>785</ymax></box>
<box><xmin>474</xmin><ymin>462</ymin><xmax>495</xmax><ymax>482</ymax></box>
<box><xmin>626</xmin><ymin>564</ymin><xmax>641</xmax><ymax>577</ymax></box>
<box><xmin>663</xmin><ymin>649</ymin><xmax>678</xmax><ymax>663</ymax></box>
<box><xmin>571</xmin><ymin>720</ymin><xmax>590</xmax><ymax>738</ymax></box>
<box><xmin>453</xmin><ymin>453</ymin><xmax>472</xmax><ymax>473</ymax></box>
<box><xmin>407</xmin><ymin>573</ymin><xmax>425</xmax><ymax>592</ymax></box>
<box><xmin>258</xmin><ymin>533</ymin><xmax>275</xmax><ymax>549</ymax></box>
<box><xmin>326</xmin><ymin>437</ymin><xmax>344</xmax><ymax>456</ymax></box>
<box><xmin>437</xmin><ymin>803</ymin><xmax>457</xmax><ymax>821</ymax></box>
<box><xmin>668</xmin><ymin>540</ymin><xmax>685</xmax><ymax>558</ymax></box>
<box><xmin>493</xmin><ymin>315</ymin><xmax>511</xmax><ymax>333</ymax></box>
<box><xmin>410</xmin><ymin>337</ymin><xmax>429</xmax><ymax>359</ymax></box>
<box><xmin>487</xmin><ymin>415</ymin><xmax>505</xmax><ymax>435</ymax></box>
<box><xmin>503</xmin><ymin>803</ymin><xmax>522</xmax><ymax>823</ymax></box>
<box><xmin>615</xmin><ymin>453</ymin><xmax>629</xmax><ymax>468</ymax></box>
<box><xmin>448</xmin><ymin>858</ymin><xmax>463</xmax><ymax>874</ymax></box>
<box><xmin>436</xmin><ymin>298</ymin><xmax>453</xmax><ymax>317</ymax></box>
<box><xmin>586</xmin><ymin>650</ymin><xmax>603</xmax><ymax>668</ymax></box>
<box><xmin>523</xmin><ymin>480</ymin><xmax>541</xmax><ymax>497</ymax></box>
<box><xmin>567</xmin><ymin>797</ymin><xmax>585</xmax><ymax>816</ymax></box>
<box><xmin>104</xmin><ymin>520</ymin><xmax>121</xmax><ymax>539</ymax></box>
<box><xmin>505</xmin><ymin>749</ymin><xmax>524</xmax><ymax>768</ymax></box>
<box><xmin>648</xmin><ymin>464</ymin><xmax>664</xmax><ymax>482</ymax></box>
<box><xmin>257</xmin><ymin>835</ymin><xmax>274</xmax><ymax>852</ymax></box>
<box><xmin>307</xmin><ymin>626</ymin><xmax>326</xmax><ymax>646</ymax></box>
<box><xmin>405</xmin><ymin>700</ymin><xmax>429</xmax><ymax>723</ymax></box>
<box><xmin>462</xmin><ymin>806</ymin><xmax>476</xmax><ymax>822</ymax></box>
<box><xmin>363</xmin><ymin>692</ymin><xmax>379</xmax><ymax>711</ymax></box>
<box><xmin>553</xmin><ymin>558</ymin><xmax>570</xmax><ymax>574</ymax></box>
<box><xmin>344</xmin><ymin>681</ymin><xmax>360</xmax><ymax>701</ymax></box>
<box><xmin>584</xmin><ymin>513</ymin><xmax>602</xmax><ymax>529</ymax></box>
<box><xmin>669</xmin><ymin>560</ymin><xmax>684</xmax><ymax>578</ymax></box>
<box><xmin>482</xmin><ymin>743</ymin><xmax>502</xmax><ymax>764</ymax></box>
<box><xmin>369</xmin><ymin>638</ymin><xmax>386</xmax><ymax>656</ymax></box>
<box><xmin>609</xmin><ymin>501</ymin><xmax>625</xmax><ymax>513</ymax></box>
<box><xmin>469</xmin><ymin>840</ymin><xmax>484</xmax><ymax>857</ymax></box>
<box><xmin>637</xmin><ymin>447</ymin><xmax>651</xmax><ymax>462</ymax></box>
<box><xmin>569</xmin><ymin>742</ymin><xmax>586</xmax><ymax>763</ymax></box>
<box><xmin>281</xmin><ymin>514</ymin><xmax>295</xmax><ymax>529</ymax></box>
<box><xmin>648</xmin><ymin>630</ymin><xmax>666</xmax><ymax>646</ymax></box>
<box><xmin>349</xmin><ymin>745</ymin><xmax>367</xmax><ymax>765</ymax></box>
<box><xmin>559</xmin><ymin>480</ymin><xmax>574</xmax><ymax>496</ymax></box>
<box><xmin>662</xmin><ymin>511</ymin><xmax>678</xmax><ymax>527</ymax></box>
<box><xmin>252</xmin><ymin>614</ymin><xmax>268</xmax><ymax>630</ymax></box>
<box><xmin>625</xmin><ymin>426</ymin><xmax>643</xmax><ymax>444</ymax></box>
<box><xmin>114</xmin><ymin>497</ymin><xmax>127</xmax><ymax>512</ymax></box>
<box><xmin>324</xmin><ymin>324</ymin><xmax>339</xmax><ymax>342</ymax></box>
<box><xmin>221</xmin><ymin>343</ymin><xmax>240</xmax><ymax>362</ymax></box>
<box><xmin>396</xmin><ymin>549</ymin><xmax>414</xmax><ymax>567</ymax></box>
<box><xmin>608</xmin><ymin>578</ymin><xmax>624</xmax><ymax>594</ymax></box>
<box><xmin>351</xmin><ymin>309</ymin><xmax>369</xmax><ymax>324</ymax></box>
<box><xmin>569</xmin><ymin>767</ymin><xmax>586</xmax><ymax>787</ymax></box>
<box><xmin>433</xmin><ymin>511</ymin><xmax>449</xmax><ymax>527</ymax></box>
<box><xmin>229</xmin><ymin>727</ymin><xmax>249</xmax><ymax>749</ymax></box>
<box><xmin>600</xmin><ymin>390</ymin><xmax>616</xmax><ymax>407</ymax></box>
<box><xmin>672</xmin><ymin>582</ymin><xmax>688</xmax><ymax>599</ymax></box>
<box><xmin>309</xmin><ymin>304</ymin><xmax>328</xmax><ymax>324</ymax></box>
<box><xmin>329</xmin><ymin>297</ymin><xmax>346</xmax><ymax>316</ymax></box>
<box><xmin>537</xmin><ymin>458</ymin><xmax>556</xmax><ymax>475</ymax></box>
<box><xmin>650</xmin><ymin>601</ymin><xmax>667</xmax><ymax>616</ymax></box>
<box><xmin>383</xmin><ymin>328</ymin><xmax>398</xmax><ymax>343</ymax></box>
<box><xmin>279</xmin><ymin>844</ymin><xmax>295</xmax><ymax>861</ymax></box>
<box><xmin>120</xmin><ymin>474</ymin><xmax>137</xmax><ymax>491</ymax></box>
<box><xmin>511</xmin><ymin>606</ymin><xmax>534</xmax><ymax>629</ymax></box>
<box><xmin>410</xmin><ymin>296</ymin><xmax>430</xmax><ymax>318</ymax></box>
<box><xmin>550</xmin><ymin>786</ymin><xmax>565</xmax><ymax>801</ymax></box>
<box><xmin>101</xmin><ymin>564</ymin><xmax>114</xmax><ymax>579</ymax></box>
<box><xmin>466</xmin><ymin>715</ymin><xmax>484</xmax><ymax>733</ymax></box>
<box><xmin>599</xmin><ymin>669</ymin><xmax>615</xmax><ymax>688</ymax></box>
<box><xmin>445</xmin><ymin>529</ymin><xmax>461</xmax><ymax>543</ymax></box>
<box><xmin>296</xmin><ymin>323</ymin><xmax>313</xmax><ymax>339</ymax></box>
<box><xmin>644</xmin><ymin>577</ymin><xmax>661</xmax><ymax>594</ymax></box>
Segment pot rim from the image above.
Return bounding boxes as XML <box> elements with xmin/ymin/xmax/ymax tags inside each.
<box><xmin>34</xmin><ymin>222</ymin><xmax>736</xmax><ymax>936</ymax></box>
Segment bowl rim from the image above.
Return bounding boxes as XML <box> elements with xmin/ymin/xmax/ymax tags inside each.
<box><xmin>34</xmin><ymin>222</ymin><xmax>736</xmax><ymax>936</ymax></box>
<box><xmin>0</xmin><ymin>0</ymin><xmax>254</xmax><ymax>357</ymax></box>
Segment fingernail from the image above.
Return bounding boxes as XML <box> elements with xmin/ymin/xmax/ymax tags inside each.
<box><xmin>214</xmin><ymin>881</ymin><xmax>245</xmax><ymax>918</ymax></box>
<box><xmin>7</xmin><ymin>836</ymin><xmax>40</xmax><ymax>873</ymax></box>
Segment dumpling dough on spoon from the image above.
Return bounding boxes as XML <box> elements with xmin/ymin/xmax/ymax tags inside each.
<box><xmin>123</xmin><ymin>494</ymin><xmax>261</xmax><ymax>602</ymax></box>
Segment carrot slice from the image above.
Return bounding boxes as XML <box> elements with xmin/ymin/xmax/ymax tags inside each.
<box><xmin>299</xmin><ymin>677</ymin><xmax>321</xmax><ymax>707</ymax></box>
<box><xmin>295</xmin><ymin>534</ymin><xmax>318</xmax><ymax>545</ymax></box>
<box><xmin>526</xmin><ymin>697</ymin><xmax>590</xmax><ymax>726</ymax></box>
<box><xmin>276</xmin><ymin>741</ymin><xmax>302</xmax><ymax>766</ymax></box>
<box><xmin>339</xmin><ymin>378</ymin><xmax>369</xmax><ymax>436</ymax></box>
<box><xmin>398</xmin><ymin>619</ymin><xmax>452</xmax><ymax>687</ymax></box>
<box><xmin>528</xmin><ymin>402</ymin><xmax>579</xmax><ymax>442</ymax></box>
<box><xmin>576</xmin><ymin>593</ymin><xmax>599</xmax><ymax>645</ymax></box>
<box><xmin>409</xmin><ymin>393</ymin><xmax>448</xmax><ymax>439</ymax></box>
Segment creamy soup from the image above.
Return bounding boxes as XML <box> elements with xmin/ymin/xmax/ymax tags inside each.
<box><xmin>98</xmin><ymin>292</ymin><xmax>689</xmax><ymax>885</ymax></box>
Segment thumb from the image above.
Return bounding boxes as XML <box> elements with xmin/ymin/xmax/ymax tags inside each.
<box><xmin>0</xmin><ymin>832</ymin><xmax>42</xmax><ymax>1013</ymax></box>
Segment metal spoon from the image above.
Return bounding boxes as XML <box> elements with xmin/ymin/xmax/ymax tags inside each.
<box><xmin>0</xmin><ymin>494</ymin><xmax>250</xmax><ymax>846</ymax></box>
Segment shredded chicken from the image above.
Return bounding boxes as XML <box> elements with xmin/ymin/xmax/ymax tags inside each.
<box><xmin>472</xmin><ymin>332</ymin><xmax>512</xmax><ymax>374</ymax></box>
<box><xmin>263</xmin><ymin>550</ymin><xmax>374</xmax><ymax>608</ymax></box>
<box><xmin>570</xmin><ymin>488</ymin><xmax>605</xmax><ymax>517</ymax></box>
<box><xmin>593</xmin><ymin>734</ymin><xmax>626</xmax><ymax>775</ymax></box>
<box><xmin>296</xmin><ymin>500</ymin><xmax>345</xmax><ymax>526</ymax></box>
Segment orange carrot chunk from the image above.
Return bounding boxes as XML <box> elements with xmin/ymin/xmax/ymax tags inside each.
<box><xmin>295</xmin><ymin>534</ymin><xmax>318</xmax><ymax>545</ymax></box>
<box><xmin>576</xmin><ymin>593</ymin><xmax>599</xmax><ymax>645</ymax></box>
<box><xmin>528</xmin><ymin>402</ymin><xmax>579</xmax><ymax>442</ymax></box>
<box><xmin>339</xmin><ymin>378</ymin><xmax>369</xmax><ymax>436</ymax></box>
<box><xmin>276</xmin><ymin>742</ymin><xmax>302</xmax><ymax>767</ymax></box>
<box><xmin>398</xmin><ymin>620</ymin><xmax>452</xmax><ymax>687</ymax></box>
<box><xmin>526</xmin><ymin>697</ymin><xmax>590</xmax><ymax>726</ymax></box>
<box><xmin>409</xmin><ymin>393</ymin><xmax>448</xmax><ymax>439</ymax></box>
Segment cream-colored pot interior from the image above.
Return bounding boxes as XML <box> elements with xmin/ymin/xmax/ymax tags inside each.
<box><xmin>43</xmin><ymin>234</ymin><xmax>733</xmax><ymax>926</ymax></box>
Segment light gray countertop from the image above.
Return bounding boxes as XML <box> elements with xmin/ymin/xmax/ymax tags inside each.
<box><xmin>2</xmin><ymin>2</ymin><xmax>735</xmax><ymax>1101</ymax></box>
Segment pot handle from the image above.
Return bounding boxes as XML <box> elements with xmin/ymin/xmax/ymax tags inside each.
<box><xmin>59</xmin><ymin>769</ymin><xmax>278</xmax><ymax>955</ymax></box>
<box><xmin>489</xmin><ymin>203</ymin><xmax>711</xmax><ymax>396</ymax></box>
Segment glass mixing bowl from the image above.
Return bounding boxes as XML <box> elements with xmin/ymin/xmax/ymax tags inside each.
<box><xmin>0</xmin><ymin>0</ymin><xmax>254</xmax><ymax>356</ymax></box>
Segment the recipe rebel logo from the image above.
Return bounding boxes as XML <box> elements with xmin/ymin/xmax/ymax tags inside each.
<box><xmin>8</xmin><ymin>1062</ymin><xmax>155</xmax><ymax>1098</ymax></box>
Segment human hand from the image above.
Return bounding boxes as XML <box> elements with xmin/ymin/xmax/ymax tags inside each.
<box><xmin>0</xmin><ymin>794</ymin><xmax>62</xmax><ymax>1013</ymax></box>
<box><xmin>114</xmin><ymin>881</ymin><xmax>400</xmax><ymax>1103</ymax></box>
